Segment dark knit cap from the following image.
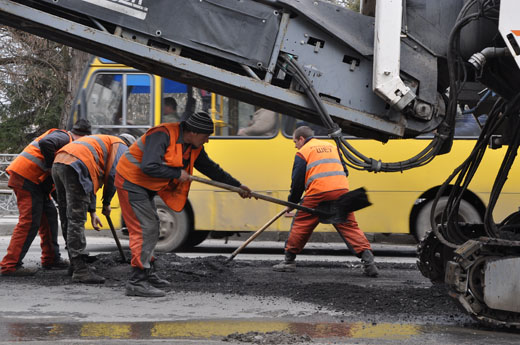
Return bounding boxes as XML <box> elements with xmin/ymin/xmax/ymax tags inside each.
<box><xmin>183</xmin><ymin>111</ymin><xmax>214</xmax><ymax>134</ymax></box>
<box><xmin>71</xmin><ymin>119</ymin><xmax>92</xmax><ymax>136</ymax></box>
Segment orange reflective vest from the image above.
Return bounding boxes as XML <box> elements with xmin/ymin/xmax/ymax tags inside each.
<box><xmin>298</xmin><ymin>138</ymin><xmax>349</xmax><ymax>196</ymax></box>
<box><xmin>116</xmin><ymin>123</ymin><xmax>202</xmax><ymax>211</ymax></box>
<box><xmin>7</xmin><ymin>129</ymin><xmax>72</xmax><ymax>184</ymax></box>
<box><xmin>57</xmin><ymin>135</ymin><xmax>125</xmax><ymax>193</ymax></box>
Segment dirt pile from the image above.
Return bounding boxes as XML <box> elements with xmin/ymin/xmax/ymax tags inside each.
<box><xmin>9</xmin><ymin>251</ymin><xmax>473</xmax><ymax>325</ymax></box>
<box><xmin>223</xmin><ymin>331</ymin><xmax>312</xmax><ymax>344</ymax></box>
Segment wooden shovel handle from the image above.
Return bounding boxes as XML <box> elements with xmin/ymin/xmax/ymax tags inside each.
<box><xmin>190</xmin><ymin>175</ymin><xmax>319</xmax><ymax>215</ymax></box>
<box><xmin>106</xmin><ymin>215</ymin><xmax>127</xmax><ymax>262</ymax></box>
<box><xmin>227</xmin><ymin>209</ymin><xmax>287</xmax><ymax>261</ymax></box>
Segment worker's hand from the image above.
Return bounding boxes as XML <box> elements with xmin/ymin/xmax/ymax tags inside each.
<box><xmin>237</xmin><ymin>185</ymin><xmax>253</xmax><ymax>199</ymax></box>
<box><xmin>101</xmin><ymin>204</ymin><xmax>111</xmax><ymax>217</ymax></box>
<box><xmin>284</xmin><ymin>206</ymin><xmax>294</xmax><ymax>214</ymax></box>
<box><xmin>178</xmin><ymin>170</ymin><xmax>190</xmax><ymax>183</ymax></box>
<box><xmin>90</xmin><ymin>211</ymin><xmax>102</xmax><ymax>231</ymax></box>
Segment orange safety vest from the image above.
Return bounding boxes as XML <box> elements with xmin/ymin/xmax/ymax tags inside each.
<box><xmin>7</xmin><ymin>129</ymin><xmax>72</xmax><ymax>184</ymax></box>
<box><xmin>57</xmin><ymin>135</ymin><xmax>125</xmax><ymax>193</ymax></box>
<box><xmin>298</xmin><ymin>138</ymin><xmax>349</xmax><ymax>196</ymax></box>
<box><xmin>116</xmin><ymin>123</ymin><xmax>202</xmax><ymax>211</ymax></box>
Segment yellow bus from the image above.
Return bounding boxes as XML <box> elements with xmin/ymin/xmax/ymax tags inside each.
<box><xmin>71</xmin><ymin>57</ymin><xmax>520</xmax><ymax>251</ymax></box>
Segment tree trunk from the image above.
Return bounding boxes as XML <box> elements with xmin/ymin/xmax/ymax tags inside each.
<box><xmin>60</xmin><ymin>48</ymin><xmax>91</xmax><ymax>129</ymax></box>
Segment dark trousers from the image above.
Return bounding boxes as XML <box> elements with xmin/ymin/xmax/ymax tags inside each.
<box><xmin>52</xmin><ymin>163</ymin><xmax>90</xmax><ymax>260</ymax></box>
<box><xmin>0</xmin><ymin>172</ymin><xmax>60</xmax><ymax>272</ymax></box>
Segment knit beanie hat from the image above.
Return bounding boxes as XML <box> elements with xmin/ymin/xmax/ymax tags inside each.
<box><xmin>71</xmin><ymin>119</ymin><xmax>92</xmax><ymax>136</ymax></box>
<box><xmin>183</xmin><ymin>111</ymin><xmax>214</xmax><ymax>134</ymax></box>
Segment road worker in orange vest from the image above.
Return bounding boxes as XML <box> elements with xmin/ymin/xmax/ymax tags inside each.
<box><xmin>52</xmin><ymin>133</ymin><xmax>136</xmax><ymax>284</ymax></box>
<box><xmin>273</xmin><ymin>125</ymin><xmax>379</xmax><ymax>277</ymax></box>
<box><xmin>116</xmin><ymin>111</ymin><xmax>252</xmax><ymax>297</ymax></box>
<box><xmin>0</xmin><ymin>119</ymin><xmax>92</xmax><ymax>276</ymax></box>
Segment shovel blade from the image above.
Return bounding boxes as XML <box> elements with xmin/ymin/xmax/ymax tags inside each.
<box><xmin>317</xmin><ymin>188</ymin><xmax>372</xmax><ymax>224</ymax></box>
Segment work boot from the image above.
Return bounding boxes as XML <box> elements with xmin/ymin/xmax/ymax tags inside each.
<box><xmin>42</xmin><ymin>257</ymin><xmax>70</xmax><ymax>270</ymax></box>
<box><xmin>361</xmin><ymin>250</ymin><xmax>379</xmax><ymax>277</ymax></box>
<box><xmin>126</xmin><ymin>267</ymin><xmax>166</xmax><ymax>297</ymax></box>
<box><xmin>71</xmin><ymin>257</ymin><xmax>105</xmax><ymax>284</ymax></box>
<box><xmin>147</xmin><ymin>262</ymin><xmax>171</xmax><ymax>288</ymax></box>
<box><xmin>81</xmin><ymin>254</ymin><xmax>98</xmax><ymax>263</ymax></box>
<box><xmin>1</xmin><ymin>266</ymin><xmax>38</xmax><ymax>276</ymax></box>
<box><xmin>272</xmin><ymin>252</ymin><xmax>297</xmax><ymax>272</ymax></box>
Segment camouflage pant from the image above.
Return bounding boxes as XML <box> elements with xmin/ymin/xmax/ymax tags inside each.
<box><xmin>51</xmin><ymin>163</ymin><xmax>90</xmax><ymax>260</ymax></box>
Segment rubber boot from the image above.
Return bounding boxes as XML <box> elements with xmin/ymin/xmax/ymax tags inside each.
<box><xmin>147</xmin><ymin>262</ymin><xmax>171</xmax><ymax>288</ymax></box>
<box><xmin>71</xmin><ymin>257</ymin><xmax>105</xmax><ymax>284</ymax></box>
<box><xmin>272</xmin><ymin>251</ymin><xmax>297</xmax><ymax>272</ymax></box>
<box><xmin>126</xmin><ymin>267</ymin><xmax>166</xmax><ymax>297</ymax></box>
<box><xmin>361</xmin><ymin>250</ymin><xmax>379</xmax><ymax>277</ymax></box>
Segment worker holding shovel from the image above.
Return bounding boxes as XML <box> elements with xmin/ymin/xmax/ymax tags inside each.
<box><xmin>115</xmin><ymin>112</ymin><xmax>252</xmax><ymax>298</ymax></box>
<box><xmin>52</xmin><ymin>133</ymin><xmax>136</xmax><ymax>284</ymax></box>
<box><xmin>273</xmin><ymin>126</ymin><xmax>379</xmax><ymax>277</ymax></box>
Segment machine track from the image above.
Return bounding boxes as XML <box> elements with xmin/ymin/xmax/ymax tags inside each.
<box><xmin>418</xmin><ymin>220</ymin><xmax>520</xmax><ymax>327</ymax></box>
<box><xmin>445</xmin><ymin>238</ymin><xmax>520</xmax><ymax>327</ymax></box>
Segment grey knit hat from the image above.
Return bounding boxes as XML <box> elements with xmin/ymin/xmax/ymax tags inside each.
<box><xmin>183</xmin><ymin>111</ymin><xmax>214</xmax><ymax>134</ymax></box>
<box><xmin>71</xmin><ymin>119</ymin><xmax>92</xmax><ymax>136</ymax></box>
<box><xmin>118</xmin><ymin>133</ymin><xmax>136</xmax><ymax>146</ymax></box>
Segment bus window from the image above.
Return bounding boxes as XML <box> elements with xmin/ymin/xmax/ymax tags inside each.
<box><xmin>282</xmin><ymin>115</ymin><xmax>329</xmax><ymax>138</ymax></box>
<box><xmin>454</xmin><ymin>112</ymin><xmax>487</xmax><ymax>137</ymax></box>
<box><xmin>161</xmin><ymin>79</ymin><xmax>188</xmax><ymax>123</ymax></box>
<box><xmin>87</xmin><ymin>72</ymin><xmax>152</xmax><ymax>137</ymax></box>
<box><xmin>126</xmin><ymin>74</ymin><xmax>152</xmax><ymax>127</ymax></box>
<box><xmin>87</xmin><ymin>73</ymin><xmax>123</xmax><ymax>128</ymax></box>
<box><xmin>236</xmin><ymin>108</ymin><xmax>278</xmax><ymax>137</ymax></box>
<box><xmin>209</xmin><ymin>96</ymin><xmax>253</xmax><ymax>136</ymax></box>
<box><xmin>210</xmin><ymin>94</ymin><xmax>278</xmax><ymax>137</ymax></box>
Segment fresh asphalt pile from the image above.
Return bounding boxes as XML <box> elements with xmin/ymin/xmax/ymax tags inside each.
<box><xmin>222</xmin><ymin>331</ymin><xmax>312</xmax><ymax>344</ymax></box>
<box><xmin>6</xmin><ymin>250</ymin><xmax>478</xmax><ymax>329</ymax></box>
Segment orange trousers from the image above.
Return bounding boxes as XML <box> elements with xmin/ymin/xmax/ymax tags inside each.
<box><xmin>285</xmin><ymin>189</ymin><xmax>372</xmax><ymax>256</ymax></box>
<box><xmin>0</xmin><ymin>173</ymin><xmax>58</xmax><ymax>272</ymax></box>
<box><xmin>115</xmin><ymin>173</ymin><xmax>158</xmax><ymax>270</ymax></box>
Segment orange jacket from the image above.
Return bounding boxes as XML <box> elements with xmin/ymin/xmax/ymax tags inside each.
<box><xmin>116</xmin><ymin>123</ymin><xmax>202</xmax><ymax>211</ymax></box>
<box><xmin>7</xmin><ymin>129</ymin><xmax>72</xmax><ymax>184</ymax></box>
<box><xmin>298</xmin><ymin>138</ymin><xmax>349</xmax><ymax>196</ymax></box>
<box><xmin>57</xmin><ymin>135</ymin><xmax>125</xmax><ymax>193</ymax></box>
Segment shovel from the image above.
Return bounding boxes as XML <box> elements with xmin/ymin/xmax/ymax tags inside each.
<box><xmin>105</xmin><ymin>215</ymin><xmax>127</xmax><ymax>262</ymax></box>
<box><xmin>190</xmin><ymin>175</ymin><xmax>371</xmax><ymax>224</ymax></box>
<box><xmin>227</xmin><ymin>209</ymin><xmax>286</xmax><ymax>262</ymax></box>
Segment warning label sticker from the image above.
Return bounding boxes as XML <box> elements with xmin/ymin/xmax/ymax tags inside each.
<box><xmin>80</xmin><ymin>0</ymin><xmax>148</xmax><ymax>20</ymax></box>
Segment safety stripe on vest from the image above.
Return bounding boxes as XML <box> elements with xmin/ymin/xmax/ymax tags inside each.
<box><xmin>305</xmin><ymin>171</ymin><xmax>346</xmax><ymax>189</ymax></box>
<box><xmin>91</xmin><ymin>136</ymin><xmax>109</xmax><ymax>170</ymax></box>
<box><xmin>306</xmin><ymin>158</ymin><xmax>342</xmax><ymax>171</ymax></box>
<box><xmin>70</xmin><ymin>136</ymin><xmax>108</xmax><ymax>168</ymax></box>
<box><xmin>136</xmin><ymin>137</ymin><xmax>145</xmax><ymax>151</ymax></box>
<box><xmin>123</xmin><ymin>136</ymin><xmax>146</xmax><ymax>169</ymax></box>
<box><xmin>30</xmin><ymin>140</ymin><xmax>40</xmax><ymax>149</ymax></box>
<box><xmin>20</xmin><ymin>151</ymin><xmax>46</xmax><ymax>170</ymax></box>
<box><xmin>124</xmin><ymin>150</ymin><xmax>141</xmax><ymax>168</ymax></box>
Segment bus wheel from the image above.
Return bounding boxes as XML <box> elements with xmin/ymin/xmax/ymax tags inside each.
<box><xmin>414</xmin><ymin>196</ymin><xmax>481</xmax><ymax>242</ymax></box>
<box><xmin>154</xmin><ymin>198</ymin><xmax>190</xmax><ymax>252</ymax></box>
